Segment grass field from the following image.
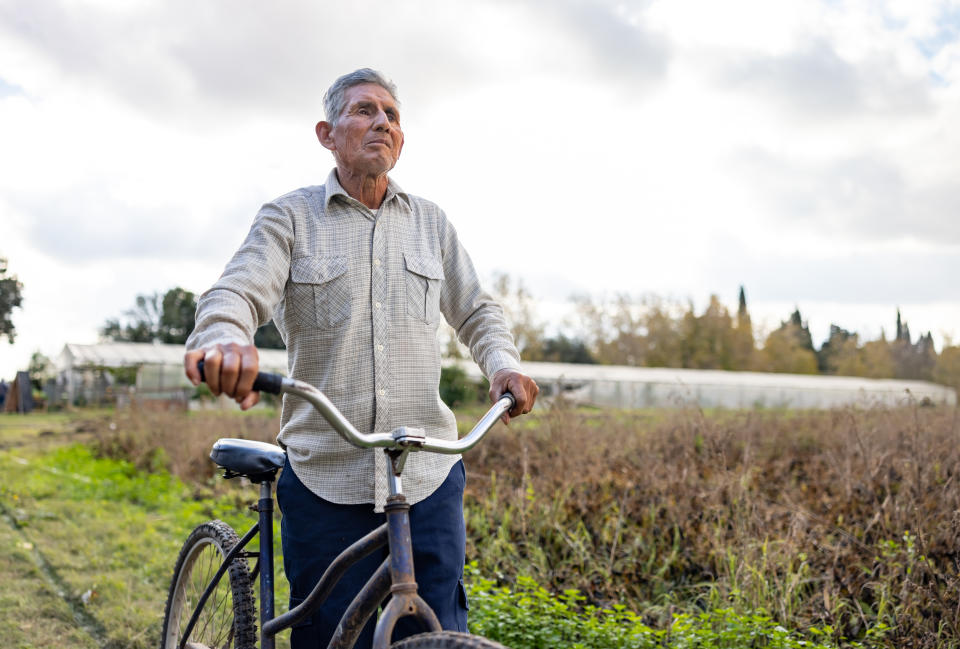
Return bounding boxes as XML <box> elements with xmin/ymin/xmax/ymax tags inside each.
<box><xmin>2</xmin><ymin>401</ymin><xmax>958</xmax><ymax>648</ymax></box>
<box><xmin>0</xmin><ymin>411</ymin><xmax>288</xmax><ymax>649</ymax></box>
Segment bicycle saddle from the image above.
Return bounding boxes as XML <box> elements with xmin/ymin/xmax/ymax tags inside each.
<box><xmin>210</xmin><ymin>438</ymin><xmax>286</xmax><ymax>481</ymax></box>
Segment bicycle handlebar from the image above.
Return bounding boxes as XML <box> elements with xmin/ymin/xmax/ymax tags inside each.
<box><xmin>195</xmin><ymin>360</ymin><xmax>514</xmax><ymax>454</ymax></box>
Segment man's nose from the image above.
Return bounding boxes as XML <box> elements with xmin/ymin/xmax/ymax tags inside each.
<box><xmin>372</xmin><ymin>109</ymin><xmax>391</xmax><ymax>131</ymax></box>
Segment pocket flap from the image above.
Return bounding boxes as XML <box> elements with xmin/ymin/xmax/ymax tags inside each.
<box><xmin>291</xmin><ymin>256</ymin><xmax>348</xmax><ymax>284</ymax></box>
<box><xmin>403</xmin><ymin>253</ymin><xmax>444</xmax><ymax>280</ymax></box>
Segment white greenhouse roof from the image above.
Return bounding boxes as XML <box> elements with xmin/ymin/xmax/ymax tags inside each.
<box><xmin>459</xmin><ymin>360</ymin><xmax>943</xmax><ymax>393</ymax></box>
<box><xmin>452</xmin><ymin>359</ymin><xmax>957</xmax><ymax>407</ymax></box>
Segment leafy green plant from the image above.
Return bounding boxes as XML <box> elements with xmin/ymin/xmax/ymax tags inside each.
<box><xmin>466</xmin><ymin>564</ymin><xmax>838</xmax><ymax>649</ymax></box>
<box><xmin>439</xmin><ymin>365</ymin><xmax>487</xmax><ymax>407</ymax></box>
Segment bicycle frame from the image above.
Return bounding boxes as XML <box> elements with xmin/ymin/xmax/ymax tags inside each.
<box><xmin>181</xmin><ymin>449</ymin><xmax>447</xmax><ymax>649</ymax></box>
<box><xmin>182</xmin><ymin>367</ymin><xmax>514</xmax><ymax>649</ymax></box>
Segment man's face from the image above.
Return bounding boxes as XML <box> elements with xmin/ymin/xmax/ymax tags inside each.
<box><xmin>321</xmin><ymin>83</ymin><xmax>404</xmax><ymax>177</ymax></box>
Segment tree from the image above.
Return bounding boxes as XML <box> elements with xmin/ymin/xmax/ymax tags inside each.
<box><xmin>0</xmin><ymin>257</ymin><xmax>24</xmax><ymax>344</ymax></box>
<box><xmin>491</xmin><ymin>273</ymin><xmax>545</xmax><ymax>361</ymax></box>
<box><xmin>933</xmin><ymin>344</ymin><xmax>960</xmax><ymax>394</ymax></box>
<box><xmin>756</xmin><ymin>312</ymin><xmax>818</xmax><ymax>374</ymax></box>
<box><xmin>102</xmin><ymin>288</ymin><xmax>195</xmax><ymax>344</ymax></box>
<box><xmin>103</xmin><ymin>287</ymin><xmax>290</xmax><ymax>349</ymax></box>
<box><xmin>859</xmin><ymin>336</ymin><xmax>895</xmax><ymax>378</ymax></box>
<box><xmin>159</xmin><ymin>288</ymin><xmax>197</xmax><ymax>344</ymax></box>
<box><xmin>817</xmin><ymin>324</ymin><xmax>856</xmax><ymax>374</ymax></box>
<box><xmin>731</xmin><ymin>286</ymin><xmax>756</xmax><ymax>371</ymax></box>
<box><xmin>28</xmin><ymin>351</ymin><xmax>54</xmax><ymax>390</ymax></box>
<box><xmin>890</xmin><ymin>310</ymin><xmax>936</xmax><ymax>381</ymax></box>
<box><xmin>640</xmin><ymin>296</ymin><xmax>683</xmax><ymax>368</ymax></box>
<box><xmin>786</xmin><ymin>309</ymin><xmax>815</xmax><ymax>351</ymax></box>
<box><xmin>827</xmin><ymin>333</ymin><xmax>865</xmax><ymax>377</ymax></box>
<box><xmin>571</xmin><ymin>291</ymin><xmax>757</xmax><ymax>370</ymax></box>
<box><xmin>540</xmin><ymin>334</ymin><xmax>594</xmax><ymax>364</ymax></box>
<box><xmin>101</xmin><ymin>292</ymin><xmax>162</xmax><ymax>342</ymax></box>
<box><xmin>679</xmin><ymin>295</ymin><xmax>738</xmax><ymax>370</ymax></box>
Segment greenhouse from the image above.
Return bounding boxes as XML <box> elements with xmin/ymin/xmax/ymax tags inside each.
<box><xmin>54</xmin><ymin>343</ymin><xmax>956</xmax><ymax>410</ymax></box>
<box><xmin>454</xmin><ymin>360</ymin><xmax>957</xmax><ymax>409</ymax></box>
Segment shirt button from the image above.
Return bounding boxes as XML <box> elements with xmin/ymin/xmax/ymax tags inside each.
<box><xmin>377</xmin><ymin>344</ymin><xmax>384</xmax><ymax>352</ymax></box>
<box><xmin>374</xmin><ymin>259</ymin><xmax>382</xmax><ymax>267</ymax></box>
<box><xmin>375</xmin><ymin>301</ymin><xmax>382</xmax><ymax>309</ymax></box>
<box><xmin>378</xmin><ymin>389</ymin><xmax>386</xmax><ymax>396</ymax></box>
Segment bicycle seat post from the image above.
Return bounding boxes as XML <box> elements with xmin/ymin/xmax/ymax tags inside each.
<box><xmin>258</xmin><ymin>478</ymin><xmax>276</xmax><ymax>649</ymax></box>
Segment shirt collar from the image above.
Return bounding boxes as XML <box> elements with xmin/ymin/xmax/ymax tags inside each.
<box><xmin>323</xmin><ymin>168</ymin><xmax>410</xmax><ymax>210</ymax></box>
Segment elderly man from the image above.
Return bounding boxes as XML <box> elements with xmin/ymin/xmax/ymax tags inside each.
<box><xmin>184</xmin><ymin>68</ymin><xmax>538</xmax><ymax>648</ymax></box>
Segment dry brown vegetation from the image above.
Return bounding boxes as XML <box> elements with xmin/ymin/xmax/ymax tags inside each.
<box><xmin>94</xmin><ymin>401</ymin><xmax>960</xmax><ymax>647</ymax></box>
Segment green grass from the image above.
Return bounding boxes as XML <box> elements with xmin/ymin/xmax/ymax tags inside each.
<box><xmin>1</xmin><ymin>436</ymin><xmax>839</xmax><ymax>649</ymax></box>
<box><xmin>0</xmin><ymin>439</ymin><xmax>288</xmax><ymax>648</ymax></box>
<box><xmin>4</xmin><ymin>406</ymin><xmax>930</xmax><ymax>648</ymax></box>
<box><xmin>0</xmin><ymin>509</ymin><xmax>100</xmax><ymax>649</ymax></box>
<box><xmin>0</xmin><ymin>411</ymin><xmax>89</xmax><ymax>446</ymax></box>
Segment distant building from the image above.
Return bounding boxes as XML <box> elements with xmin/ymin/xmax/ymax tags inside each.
<box><xmin>55</xmin><ymin>342</ymin><xmax>286</xmax><ymax>407</ymax></box>
<box><xmin>54</xmin><ymin>342</ymin><xmax>956</xmax><ymax>410</ymax></box>
<box><xmin>453</xmin><ymin>361</ymin><xmax>957</xmax><ymax>409</ymax></box>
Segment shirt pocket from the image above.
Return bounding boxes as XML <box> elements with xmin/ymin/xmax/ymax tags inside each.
<box><xmin>403</xmin><ymin>252</ymin><xmax>444</xmax><ymax>324</ymax></box>
<box><xmin>290</xmin><ymin>255</ymin><xmax>351</xmax><ymax>328</ymax></box>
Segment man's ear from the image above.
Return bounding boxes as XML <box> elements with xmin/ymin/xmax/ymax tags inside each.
<box><xmin>316</xmin><ymin>121</ymin><xmax>335</xmax><ymax>151</ymax></box>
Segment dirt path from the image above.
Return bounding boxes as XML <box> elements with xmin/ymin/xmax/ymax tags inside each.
<box><xmin>0</xmin><ymin>497</ymin><xmax>104</xmax><ymax>648</ymax></box>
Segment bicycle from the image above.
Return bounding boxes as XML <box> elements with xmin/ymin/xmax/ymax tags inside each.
<box><xmin>160</xmin><ymin>363</ymin><xmax>515</xmax><ymax>649</ymax></box>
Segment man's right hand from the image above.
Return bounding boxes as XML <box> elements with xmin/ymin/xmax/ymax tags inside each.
<box><xmin>184</xmin><ymin>343</ymin><xmax>261</xmax><ymax>410</ymax></box>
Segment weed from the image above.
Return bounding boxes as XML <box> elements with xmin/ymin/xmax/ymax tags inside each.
<box><xmin>82</xmin><ymin>401</ymin><xmax>960</xmax><ymax>647</ymax></box>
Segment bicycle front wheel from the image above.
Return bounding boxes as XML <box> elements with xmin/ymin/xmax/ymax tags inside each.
<box><xmin>390</xmin><ymin>631</ymin><xmax>510</xmax><ymax>649</ymax></box>
<box><xmin>160</xmin><ymin>520</ymin><xmax>257</xmax><ymax>649</ymax></box>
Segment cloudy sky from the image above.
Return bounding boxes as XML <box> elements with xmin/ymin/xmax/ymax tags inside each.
<box><xmin>1</xmin><ymin>0</ymin><xmax>959</xmax><ymax>376</ymax></box>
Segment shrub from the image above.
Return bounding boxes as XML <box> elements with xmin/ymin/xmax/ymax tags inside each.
<box><xmin>439</xmin><ymin>365</ymin><xmax>487</xmax><ymax>407</ymax></box>
<box><xmin>466</xmin><ymin>564</ymin><xmax>838</xmax><ymax>649</ymax></box>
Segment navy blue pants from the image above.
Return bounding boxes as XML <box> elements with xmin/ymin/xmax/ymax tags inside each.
<box><xmin>276</xmin><ymin>458</ymin><xmax>468</xmax><ymax>649</ymax></box>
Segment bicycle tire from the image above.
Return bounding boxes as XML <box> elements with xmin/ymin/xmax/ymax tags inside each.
<box><xmin>160</xmin><ymin>520</ymin><xmax>257</xmax><ymax>649</ymax></box>
<box><xmin>390</xmin><ymin>631</ymin><xmax>510</xmax><ymax>649</ymax></box>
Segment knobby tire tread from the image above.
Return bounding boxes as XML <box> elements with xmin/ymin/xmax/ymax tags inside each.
<box><xmin>390</xmin><ymin>630</ymin><xmax>510</xmax><ymax>649</ymax></box>
<box><xmin>160</xmin><ymin>519</ymin><xmax>257</xmax><ymax>649</ymax></box>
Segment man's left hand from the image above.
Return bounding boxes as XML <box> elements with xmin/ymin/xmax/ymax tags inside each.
<box><xmin>489</xmin><ymin>369</ymin><xmax>539</xmax><ymax>424</ymax></box>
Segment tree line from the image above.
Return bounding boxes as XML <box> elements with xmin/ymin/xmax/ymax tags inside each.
<box><xmin>483</xmin><ymin>275</ymin><xmax>960</xmax><ymax>392</ymax></box>
<box><xmin>99</xmin><ymin>287</ymin><xmax>285</xmax><ymax>349</ymax></box>
<box><xmin>97</xmin><ymin>279</ymin><xmax>960</xmax><ymax>393</ymax></box>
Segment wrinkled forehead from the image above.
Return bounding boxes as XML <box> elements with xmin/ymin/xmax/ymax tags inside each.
<box><xmin>343</xmin><ymin>83</ymin><xmax>400</xmax><ymax>111</ymax></box>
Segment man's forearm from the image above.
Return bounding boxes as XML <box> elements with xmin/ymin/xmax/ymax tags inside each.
<box><xmin>185</xmin><ymin>287</ymin><xmax>261</xmax><ymax>351</ymax></box>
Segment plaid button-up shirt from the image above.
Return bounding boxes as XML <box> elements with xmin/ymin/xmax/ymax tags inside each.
<box><xmin>186</xmin><ymin>170</ymin><xmax>521</xmax><ymax>509</ymax></box>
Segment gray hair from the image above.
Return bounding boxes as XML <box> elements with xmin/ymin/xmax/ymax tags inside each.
<box><xmin>323</xmin><ymin>68</ymin><xmax>400</xmax><ymax>126</ymax></box>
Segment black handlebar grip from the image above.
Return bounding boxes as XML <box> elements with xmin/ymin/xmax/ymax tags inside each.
<box><xmin>252</xmin><ymin>372</ymin><xmax>284</xmax><ymax>395</ymax></box>
<box><xmin>196</xmin><ymin>360</ymin><xmax>285</xmax><ymax>395</ymax></box>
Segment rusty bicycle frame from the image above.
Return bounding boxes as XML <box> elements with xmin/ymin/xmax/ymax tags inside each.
<box><xmin>179</xmin><ymin>364</ymin><xmax>514</xmax><ymax>649</ymax></box>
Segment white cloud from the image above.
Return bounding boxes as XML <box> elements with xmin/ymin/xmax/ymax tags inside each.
<box><xmin>1</xmin><ymin>0</ymin><xmax>959</xmax><ymax>377</ymax></box>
